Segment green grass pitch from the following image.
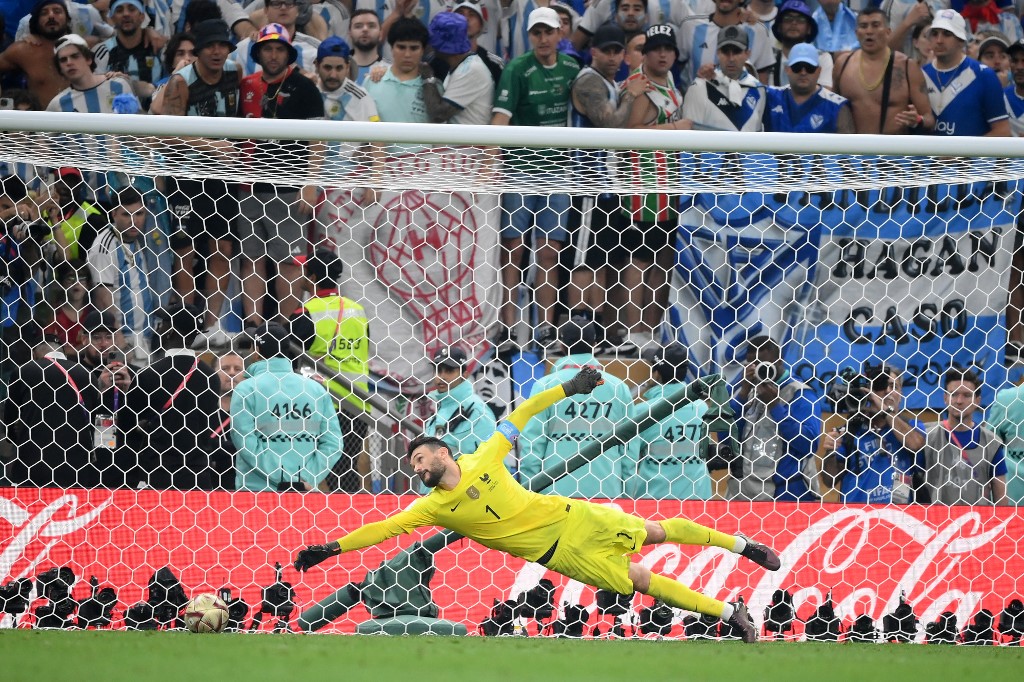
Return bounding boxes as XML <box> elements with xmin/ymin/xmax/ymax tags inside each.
<box><xmin>1</xmin><ymin>630</ymin><xmax>1021</xmax><ymax>682</ymax></box>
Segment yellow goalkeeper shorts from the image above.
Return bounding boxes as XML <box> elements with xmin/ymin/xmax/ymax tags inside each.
<box><xmin>543</xmin><ymin>501</ymin><xmax>648</xmax><ymax>595</ymax></box>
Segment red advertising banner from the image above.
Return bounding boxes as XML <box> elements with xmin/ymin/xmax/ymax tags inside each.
<box><xmin>2</xmin><ymin>488</ymin><xmax>1022</xmax><ymax>637</ymax></box>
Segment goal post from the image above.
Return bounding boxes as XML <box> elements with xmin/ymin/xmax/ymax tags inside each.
<box><xmin>0</xmin><ymin>110</ymin><xmax>1022</xmax><ymax>640</ymax></box>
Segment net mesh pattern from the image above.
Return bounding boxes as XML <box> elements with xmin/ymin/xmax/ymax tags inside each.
<box><xmin>0</xmin><ymin>120</ymin><xmax>1022</xmax><ymax>643</ymax></box>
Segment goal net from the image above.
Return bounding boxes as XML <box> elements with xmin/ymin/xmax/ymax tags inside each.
<box><xmin>0</xmin><ymin>111</ymin><xmax>1022</xmax><ymax>642</ymax></box>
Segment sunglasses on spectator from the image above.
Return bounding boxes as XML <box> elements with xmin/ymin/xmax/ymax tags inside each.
<box><xmin>789</xmin><ymin>63</ymin><xmax>817</xmax><ymax>73</ymax></box>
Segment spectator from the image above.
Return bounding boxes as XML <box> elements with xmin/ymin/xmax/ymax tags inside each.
<box><xmin>16</xmin><ymin>0</ymin><xmax>114</xmax><ymax>46</ymax></box>
<box><xmin>0</xmin><ymin>0</ymin><xmax>72</xmax><ymax>107</ymax></box>
<box><xmin>549</xmin><ymin>2</ymin><xmax>584</xmax><ymax>66</ymax></box>
<box><xmin>748</xmin><ymin>0</ymin><xmax>778</xmax><ymax>30</ymax></box>
<box><xmin>2</xmin><ymin>328</ymin><xmax>96</xmax><ymax>487</ymax></box>
<box><xmin>86</xmin><ymin>187</ymin><xmax>157</xmax><ymax>363</ymax></box>
<box><xmin>985</xmin><ymin>381</ymin><xmax>1024</xmax><ymax>504</ymax></box>
<box><xmin>91</xmin><ymin>345</ymin><xmax>137</xmax><ymax>488</ymax></box>
<box><xmin>676</xmin><ymin>0</ymin><xmax>775</xmax><ymax>87</ymax></box>
<box><xmin>419</xmin><ymin>346</ymin><xmax>497</xmax><ymax>491</ymax></box>
<box><xmin>505</xmin><ymin>0</ymin><xmax>575</xmax><ymax>61</ymax></box>
<box><xmin>923</xmin><ymin>10</ymin><xmax>1010</xmax><ymax>136</ymax></box>
<box><xmin>572</xmin><ymin>0</ymin><xmax>689</xmax><ymax>55</ymax></box>
<box><xmin>209</xmin><ymin>349</ymin><xmax>245</xmax><ymax>490</ymax></box>
<box><xmin>923</xmin><ymin>368</ymin><xmax>1007</xmax><ymax>505</ymax></box>
<box><xmin>41</xmin><ymin>167</ymin><xmax>105</xmax><ymax>262</ymax></box>
<box><xmin>812</xmin><ymin>0</ymin><xmax>860</xmax><ymax>54</ymax></box>
<box><xmin>161</xmin><ymin>19</ymin><xmax>241</xmax><ymax>350</ymax></box>
<box><xmin>958</xmin><ymin>0</ymin><xmax>1024</xmax><ymax>45</ymax></box>
<box><xmin>974</xmin><ymin>32</ymin><xmax>1011</xmax><ymax>87</ymax></box>
<box><xmin>46</xmin><ymin>34</ymin><xmax>140</xmax><ymax>202</ymax></box>
<box><xmin>729</xmin><ymin>335</ymin><xmax>822</xmax><ymax>502</ymax></box>
<box><xmin>628</xmin><ymin>343</ymin><xmax>713</xmax><ymax>501</ymax></box>
<box><xmin>232</xmin><ymin>323</ymin><xmax>343</xmax><ymax>492</ymax></box>
<box><xmin>622</xmin><ymin>24</ymin><xmax>689</xmax><ymax>355</ymax></box>
<box><xmin>519</xmin><ymin>316</ymin><xmax>637</xmax><ymax>498</ymax></box>
<box><xmin>833</xmin><ymin>8</ymin><xmax>935</xmax><ymax>134</ymax></box>
<box><xmin>45</xmin><ymin>259</ymin><xmax>94</xmax><ymax>357</ymax></box>
<box><xmin>883</xmin><ymin>0</ymin><xmax>942</xmax><ymax>57</ymax></box>
<box><xmin>76</xmin><ymin>310</ymin><xmax>126</xmax><ymax>374</ymax></box>
<box><xmin>910</xmin><ymin>22</ymin><xmax>933</xmax><ymax>65</ymax></box>
<box><xmin>232</xmin><ymin>0</ymin><xmax>322</xmax><ymax>76</ymax></box>
<box><xmin>763</xmin><ymin>43</ymin><xmax>855</xmax><ymax>133</ymax></box>
<box><xmin>130</xmin><ymin>302</ymin><xmax>221</xmax><ymax>490</ymax></box>
<box><xmin>92</xmin><ymin>0</ymin><xmax>163</xmax><ymax>101</ymax></box>
<box><xmin>491</xmin><ymin>7</ymin><xmax>580</xmax><ymax>351</ymax></box>
<box><xmin>422</xmin><ymin>12</ymin><xmax>494</xmax><ymax>125</ymax></box>
<box><xmin>245</xmin><ymin>0</ymin><xmax>331</xmax><ymax>41</ymax></box>
<box><xmin>348</xmin><ymin>8</ymin><xmax>384</xmax><ymax>86</ymax></box>
<box><xmin>147</xmin><ymin>32</ymin><xmax>196</xmax><ymax>115</ymax></box>
<box><xmin>238</xmin><ymin>23</ymin><xmax>324</xmax><ymax>327</ymax></box>
<box><xmin>624</xmin><ymin>29</ymin><xmax>645</xmax><ymax>73</ymax></box>
<box><xmin>682</xmin><ymin>25</ymin><xmax>766</xmax><ymax>131</ymax></box>
<box><xmin>290</xmin><ymin>249</ymin><xmax>370</xmax><ymax>492</ymax></box>
<box><xmin>364</xmin><ymin>17</ymin><xmax>430</xmax><ymax>150</ymax></box>
<box><xmin>375</xmin><ymin>0</ymin><xmax>459</xmax><ymax>58</ymax></box>
<box><xmin>822</xmin><ymin>361</ymin><xmax>926</xmax><ymax>504</ymax></box>
<box><xmin>317</xmin><ymin>36</ymin><xmax>379</xmax><ymax>125</ymax></box>
<box><xmin>566</xmin><ymin>23</ymin><xmax>647</xmax><ymax>356</ymax></box>
<box><xmin>448</xmin><ymin>0</ymin><xmax>504</xmax><ymax>86</ymax></box>
<box><xmin>0</xmin><ymin>174</ymin><xmax>44</xmax><ymax>389</ymax></box>
<box><xmin>769</xmin><ymin>1</ymin><xmax>833</xmax><ymax>89</ymax></box>
<box><xmin>1007</xmin><ymin>38</ymin><xmax>1024</xmax><ymax>136</ymax></box>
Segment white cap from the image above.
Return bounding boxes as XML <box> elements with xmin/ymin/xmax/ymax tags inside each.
<box><xmin>53</xmin><ymin>33</ymin><xmax>90</xmax><ymax>55</ymax></box>
<box><xmin>527</xmin><ymin>7</ymin><xmax>561</xmax><ymax>31</ymax></box>
<box><xmin>930</xmin><ymin>9</ymin><xmax>967</xmax><ymax>42</ymax></box>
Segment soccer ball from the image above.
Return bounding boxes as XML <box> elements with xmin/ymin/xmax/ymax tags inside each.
<box><xmin>184</xmin><ymin>593</ymin><xmax>229</xmax><ymax>633</ymax></box>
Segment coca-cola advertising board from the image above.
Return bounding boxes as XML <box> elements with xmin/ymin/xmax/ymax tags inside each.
<box><xmin>2</xmin><ymin>488</ymin><xmax>1021</xmax><ymax>637</ymax></box>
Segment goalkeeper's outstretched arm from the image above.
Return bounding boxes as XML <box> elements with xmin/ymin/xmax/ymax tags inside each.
<box><xmin>502</xmin><ymin>366</ymin><xmax>605</xmax><ymax>435</ymax></box>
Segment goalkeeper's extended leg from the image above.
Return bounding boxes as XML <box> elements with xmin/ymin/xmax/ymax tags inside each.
<box><xmin>646</xmin><ymin>518</ymin><xmax>781</xmax><ymax>571</ymax></box>
<box><xmin>628</xmin><ymin>564</ymin><xmax>756</xmax><ymax>643</ymax></box>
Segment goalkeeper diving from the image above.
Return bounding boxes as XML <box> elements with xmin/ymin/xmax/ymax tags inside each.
<box><xmin>293</xmin><ymin>367</ymin><xmax>779</xmax><ymax>642</ymax></box>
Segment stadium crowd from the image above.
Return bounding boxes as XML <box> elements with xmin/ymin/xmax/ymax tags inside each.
<box><xmin>0</xmin><ymin>0</ymin><xmax>1022</xmax><ymax>503</ymax></box>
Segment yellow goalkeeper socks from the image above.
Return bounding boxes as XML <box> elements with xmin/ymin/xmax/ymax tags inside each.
<box><xmin>661</xmin><ymin>518</ymin><xmax>742</xmax><ymax>552</ymax></box>
<box><xmin>647</xmin><ymin>573</ymin><xmax>726</xmax><ymax>619</ymax></box>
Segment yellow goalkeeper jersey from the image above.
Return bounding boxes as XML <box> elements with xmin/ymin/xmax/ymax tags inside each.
<box><xmin>335</xmin><ymin>387</ymin><xmax>575</xmax><ymax>562</ymax></box>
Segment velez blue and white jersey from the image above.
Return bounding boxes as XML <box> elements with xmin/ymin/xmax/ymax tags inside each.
<box><xmin>922</xmin><ymin>57</ymin><xmax>1007</xmax><ymax>136</ymax></box>
<box><xmin>676</xmin><ymin>16</ymin><xmax>775</xmax><ymax>88</ymax></box>
<box><xmin>763</xmin><ymin>85</ymin><xmax>848</xmax><ymax>133</ymax></box>
<box><xmin>681</xmin><ymin>69</ymin><xmax>766</xmax><ymax>131</ymax></box>
<box><xmin>232</xmin><ymin>32</ymin><xmax>322</xmax><ymax>77</ymax></box>
<box><xmin>1004</xmin><ymin>84</ymin><xmax>1024</xmax><ymax>137</ymax></box>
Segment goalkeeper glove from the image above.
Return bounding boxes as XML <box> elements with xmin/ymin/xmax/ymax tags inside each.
<box><xmin>293</xmin><ymin>542</ymin><xmax>342</xmax><ymax>572</ymax></box>
<box><xmin>561</xmin><ymin>366</ymin><xmax>604</xmax><ymax>397</ymax></box>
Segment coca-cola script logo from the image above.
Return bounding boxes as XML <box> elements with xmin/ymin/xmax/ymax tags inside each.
<box><xmin>1</xmin><ymin>494</ymin><xmax>113</xmax><ymax>583</ymax></box>
<box><xmin>508</xmin><ymin>504</ymin><xmax>1016</xmax><ymax>639</ymax></box>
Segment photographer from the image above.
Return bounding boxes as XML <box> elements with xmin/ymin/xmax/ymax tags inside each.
<box><xmin>92</xmin><ymin>346</ymin><xmax>138</xmax><ymax>488</ymax></box>
<box><xmin>729</xmin><ymin>336</ymin><xmax>822</xmax><ymax>502</ymax></box>
<box><xmin>1</xmin><ymin>174</ymin><xmax>46</xmax><ymax>386</ymax></box>
<box><xmin>922</xmin><ymin>367</ymin><xmax>1007</xmax><ymax>505</ymax></box>
<box><xmin>822</xmin><ymin>362</ymin><xmax>926</xmax><ymax>504</ymax></box>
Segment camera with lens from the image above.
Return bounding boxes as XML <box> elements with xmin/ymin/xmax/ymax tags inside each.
<box><xmin>753</xmin><ymin>361</ymin><xmax>778</xmax><ymax>383</ymax></box>
<box><xmin>0</xmin><ymin>578</ymin><xmax>33</xmax><ymax>617</ymax></box>
<box><xmin>638</xmin><ymin>600</ymin><xmax>675</xmax><ymax>636</ymax></box>
<box><xmin>826</xmin><ymin>364</ymin><xmax>891</xmax><ymax>414</ymax></box>
<box><xmin>147</xmin><ymin>566</ymin><xmax>189</xmax><ymax>628</ymax></box>
<box><xmin>77</xmin><ymin>576</ymin><xmax>118</xmax><ymax>629</ymax></box>
<box><xmin>763</xmin><ymin>588</ymin><xmax>794</xmax><ymax>639</ymax></box>
<box><xmin>34</xmin><ymin>566</ymin><xmax>77</xmax><ymax>628</ymax></box>
<box><xmin>549</xmin><ymin>603</ymin><xmax>589</xmax><ymax>638</ymax></box>
<box><xmin>249</xmin><ymin>562</ymin><xmax>295</xmax><ymax>632</ymax></box>
<box><xmin>218</xmin><ymin>588</ymin><xmax>251</xmax><ymax>632</ymax></box>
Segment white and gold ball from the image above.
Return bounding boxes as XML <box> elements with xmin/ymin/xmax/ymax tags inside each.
<box><xmin>184</xmin><ymin>593</ymin><xmax>229</xmax><ymax>633</ymax></box>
